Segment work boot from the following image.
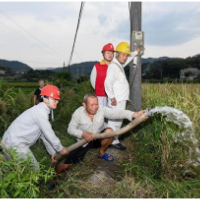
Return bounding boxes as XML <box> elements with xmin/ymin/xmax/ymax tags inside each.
<box><xmin>110</xmin><ymin>143</ymin><xmax>127</xmax><ymax>150</ymax></box>
<box><xmin>55</xmin><ymin>163</ymin><xmax>72</xmax><ymax>174</ymax></box>
<box><xmin>46</xmin><ymin>183</ymin><xmax>55</xmax><ymax>190</ymax></box>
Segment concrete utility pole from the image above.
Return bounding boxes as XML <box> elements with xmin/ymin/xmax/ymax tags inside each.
<box><xmin>129</xmin><ymin>2</ymin><xmax>142</xmax><ymax>111</ymax></box>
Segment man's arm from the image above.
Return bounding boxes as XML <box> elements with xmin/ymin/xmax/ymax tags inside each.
<box><xmin>67</xmin><ymin>111</ymin><xmax>84</xmax><ymax>139</ymax></box>
<box><xmin>40</xmin><ymin>133</ymin><xmax>68</xmax><ymax>163</ymax></box>
<box><xmin>90</xmin><ymin>66</ymin><xmax>97</xmax><ymax>89</ymax></box>
<box><xmin>123</xmin><ymin>48</ymin><xmax>140</xmax><ymax>68</ymax></box>
<box><xmin>40</xmin><ymin>133</ymin><xmax>57</xmax><ymax>155</ymax></box>
<box><xmin>33</xmin><ymin>95</ymin><xmax>37</xmax><ymax>105</ymax></box>
<box><xmin>34</xmin><ymin>88</ymin><xmax>38</xmax><ymax>105</ymax></box>
<box><xmin>103</xmin><ymin>106</ymin><xmax>147</xmax><ymax>122</ymax></box>
<box><xmin>67</xmin><ymin>110</ymin><xmax>96</xmax><ymax>142</ymax></box>
<box><xmin>35</xmin><ymin>111</ymin><xmax>64</xmax><ymax>153</ymax></box>
<box><xmin>103</xmin><ymin>106</ymin><xmax>134</xmax><ymax>121</ymax></box>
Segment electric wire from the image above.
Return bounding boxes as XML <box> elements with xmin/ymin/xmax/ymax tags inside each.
<box><xmin>0</xmin><ymin>8</ymin><xmax>84</xmax><ymax>67</ymax></box>
<box><xmin>0</xmin><ymin>9</ymin><xmax>66</xmax><ymax>60</ymax></box>
<box><xmin>0</xmin><ymin>20</ymin><xmax>46</xmax><ymax>51</ymax></box>
<box><xmin>67</xmin><ymin>2</ymin><xmax>85</xmax><ymax>69</ymax></box>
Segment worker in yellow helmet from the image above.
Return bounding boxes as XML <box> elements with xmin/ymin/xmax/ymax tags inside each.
<box><xmin>104</xmin><ymin>42</ymin><xmax>141</xmax><ymax>150</ymax></box>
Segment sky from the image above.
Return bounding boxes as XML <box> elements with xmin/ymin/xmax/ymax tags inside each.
<box><xmin>0</xmin><ymin>1</ymin><xmax>200</xmax><ymax>69</ymax></box>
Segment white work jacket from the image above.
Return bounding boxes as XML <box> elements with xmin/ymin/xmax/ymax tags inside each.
<box><xmin>90</xmin><ymin>51</ymin><xmax>138</xmax><ymax>90</ymax></box>
<box><xmin>1</xmin><ymin>102</ymin><xmax>63</xmax><ymax>155</ymax></box>
<box><xmin>104</xmin><ymin>51</ymin><xmax>138</xmax><ymax>102</ymax></box>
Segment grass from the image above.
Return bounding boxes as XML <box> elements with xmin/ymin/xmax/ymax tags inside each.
<box><xmin>41</xmin><ymin>83</ymin><xmax>200</xmax><ymax>198</ymax></box>
<box><xmin>0</xmin><ymin>81</ymin><xmax>200</xmax><ymax>198</ymax></box>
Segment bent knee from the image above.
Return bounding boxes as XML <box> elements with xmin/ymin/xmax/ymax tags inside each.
<box><xmin>103</xmin><ymin>128</ymin><xmax>113</xmax><ymax>133</ymax></box>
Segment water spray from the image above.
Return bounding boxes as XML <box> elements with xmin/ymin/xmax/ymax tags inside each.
<box><xmin>145</xmin><ymin>106</ymin><xmax>200</xmax><ymax>175</ymax></box>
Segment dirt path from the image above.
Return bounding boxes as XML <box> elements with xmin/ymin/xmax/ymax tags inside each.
<box><xmin>87</xmin><ymin>139</ymin><xmax>133</xmax><ymax>186</ymax></box>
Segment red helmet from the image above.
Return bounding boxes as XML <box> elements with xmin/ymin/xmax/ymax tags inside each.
<box><xmin>101</xmin><ymin>43</ymin><xmax>114</xmax><ymax>53</ymax></box>
<box><xmin>40</xmin><ymin>85</ymin><xmax>61</xmax><ymax>100</ymax></box>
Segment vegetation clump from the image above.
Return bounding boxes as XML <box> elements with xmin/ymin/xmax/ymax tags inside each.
<box><xmin>0</xmin><ymin>79</ymin><xmax>200</xmax><ymax>198</ymax></box>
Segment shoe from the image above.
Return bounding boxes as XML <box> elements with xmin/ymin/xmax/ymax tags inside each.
<box><xmin>46</xmin><ymin>183</ymin><xmax>55</xmax><ymax>190</ymax></box>
<box><xmin>98</xmin><ymin>153</ymin><xmax>114</xmax><ymax>161</ymax></box>
<box><xmin>55</xmin><ymin>163</ymin><xmax>72</xmax><ymax>174</ymax></box>
<box><xmin>110</xmin><ymin>143</ymin><xmax>127</xmax><ymax>150</ymax></box>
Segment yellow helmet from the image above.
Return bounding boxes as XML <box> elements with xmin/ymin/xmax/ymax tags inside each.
<box><xmin>115</xmin><ymin>42</ymin><xmax>131</xmax><ymax>55</ymax></box>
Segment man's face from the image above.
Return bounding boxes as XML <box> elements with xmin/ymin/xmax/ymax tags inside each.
<box><xmin>83</xmin><ymin>97</ymin><xmax>99</xmax><ymax>115</ymax></box>
<box><xmin>44</xmin><ymin>98</ymin><xmax>59</xmax><ymax>109</ymax></box>
<box><xmin>103</xmin><ymin>51</ymin><xmax>114</xmax><ymax>62</ymax></box>
<box><xmin>39</xmin><ymin>81</ymin><xmax>45</xmax><ymax>88</ymax></box>
<box><xmin>50</xmin><ymin>98</ymin><xmax>59</xmax><ymax>109</ymax></box>
<box><xmin>116</xmin><ymin>52</ymin><xmax>129</xmax><ymax>64</ymax></box>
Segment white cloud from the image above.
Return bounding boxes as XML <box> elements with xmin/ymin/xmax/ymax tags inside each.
<box><xmin>0</xmin><ymin>1</ymin><xmax>200</xmax><ymax>69</ymax></box>
<box><xmin>144</xmin><ymin>35</ymin><xmax>200</xmax><ymax>58</ymax></box>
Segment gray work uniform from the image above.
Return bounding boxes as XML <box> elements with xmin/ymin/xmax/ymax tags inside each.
<box><xmin>1</xmin><ymin>102</ymin><xmax>63</xmax><ymax>170</ymax></box>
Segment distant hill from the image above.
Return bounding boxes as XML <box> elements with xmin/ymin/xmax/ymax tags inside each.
<box><xmin>142</xmin><ymin>56</ymin><xmax>170</xmax><ymax>64</ymax></box>
<box><xmin>0</xmin><ymin>57</ymin><xmax>172</xmax><ymax>77</ymax></box>
<box><xmin>0</xmin><ymin>59</ymin><xmax>32</xmax><ymax>73</ymax></box>
<box><xmin>51</xmin><ymin>57</ymin><xmax>172</xmax><ymax>77</ymax></box>
<box><xmin>51</xmin><ymin>61</ymin><xmax>98</xmax><ymax>77</ymax></box>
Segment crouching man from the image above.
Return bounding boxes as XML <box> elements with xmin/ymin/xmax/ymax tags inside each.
<box><xmin>56</xmin><ymin>93</ymin><xmax>147</xmax><ymax>173</ymax></box>
<box><xmin>1</xmin><ymin>85</ymin><xmax>68</xmax><ymax>170</ymax></box>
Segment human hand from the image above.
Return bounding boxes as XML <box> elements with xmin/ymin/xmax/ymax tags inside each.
<box><xmin>136</xmin><ymin>47</ymin><xmax>141</xmax><ymax>53</ymax></box>
<box><xmin>132</xmin><ymin>110</ymin><xmax>149</xmax><ymax>121</ymax></box>
<box><xmin>82</xmin><ymin>132</ymin><xmax>95</xmax><ymax>142</ymax></box>
<box><xmin>111</xmin><ymin>97</ymin><xmax>117</xmax><ymax>106</ymax></box>
<box><xmin>60</xmin><ymin>147</ymin><xmax>69</xmax><ymax>156</ymax></box>
<box><xmin>51</xmin><ymin>153</ymin><xmax>58</xmax><ymax>163</ymax></box>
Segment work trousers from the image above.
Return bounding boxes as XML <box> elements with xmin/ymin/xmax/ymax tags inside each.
<box><xmin>107</xmin><ymin>100</ymin><xmax>127</xmax><ymax>144</ymax></box>
<box><xmin>97</xmin><ymin>96</ymin><xmax>108</xmax><ymax>126</ymax></box>
<box><xmin>2</xmin><ymin>143</ymin><xmax>40</xmax><ymax>171</ymax></box>
<box><xmin>64</xmin><ymin>139</ymin><xmax>102</xmax><ymax>164</ymax></box>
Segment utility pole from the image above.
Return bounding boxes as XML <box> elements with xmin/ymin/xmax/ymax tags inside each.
<box><xmin>129</xmin><ymin>2</ymin><xmax>142</xmax><ymax>111</ymax></box>
<box><xmin>63</xmin><ymin>62</ymin><xmax>65</xmax><ymax>71</ymax></box>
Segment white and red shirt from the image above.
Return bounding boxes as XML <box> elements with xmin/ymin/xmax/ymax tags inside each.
<box><xmin>90</xmin><ymin>60</ymin><xmax>108</xmax><ymax>97</ymax></box>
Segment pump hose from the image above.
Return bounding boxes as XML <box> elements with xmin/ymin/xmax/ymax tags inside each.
<box><xmin>51</xmin><ymin>111</ymin><xmax>148</xmax><ymax>168</ymax></box>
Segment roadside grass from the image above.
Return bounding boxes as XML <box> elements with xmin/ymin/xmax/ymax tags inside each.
<box><xmin>1</xmin><ymin>80</ymin><xmax>200</xmax><ymax>198</ymax></box>
<box><xmin>36</xmin><ymin>83</ymin><xmax>200</xmax><ymax>198</ymax></box>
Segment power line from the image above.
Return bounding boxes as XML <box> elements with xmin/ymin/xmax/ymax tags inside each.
<box><xmin>0</xmin><ymin>7</ymin><xmax>84</xmax><ymax>66</ymax></box>
<box><xmin>67</xmin><ymin>2</ymin><xmax>85</xmax><ymax>72</ymax></box>
<box><xmin>0</xmin><ymin>9</ymin><xmax>66</xmax><ymax>60</ymax></box>
<box><xmin>0</xmin><ymin>20</ymin><xmax>48</xmax><ymax>52</ymax></box>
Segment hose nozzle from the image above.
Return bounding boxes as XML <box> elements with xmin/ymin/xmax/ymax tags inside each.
<box><xmin>145</xmin><ymin>108</ymin><xmax>154</xmax><ymax>117</ymax></box>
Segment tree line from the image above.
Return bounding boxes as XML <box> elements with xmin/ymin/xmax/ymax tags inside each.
<box><xmin>142</xmin><ymin>54</ymin><xmax>200</xmax><ymax>80</ymax></box>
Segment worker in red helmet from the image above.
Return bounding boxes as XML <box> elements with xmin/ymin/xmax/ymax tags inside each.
<box><xmin>90</xmin><ymin>43</ymin><xmax>114</xmax><ymax>108</ymax></box>
<box><xmin>1</xmin><ymin>85</ymin><xmax>68</xmax><ymax>171</ymax></box>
